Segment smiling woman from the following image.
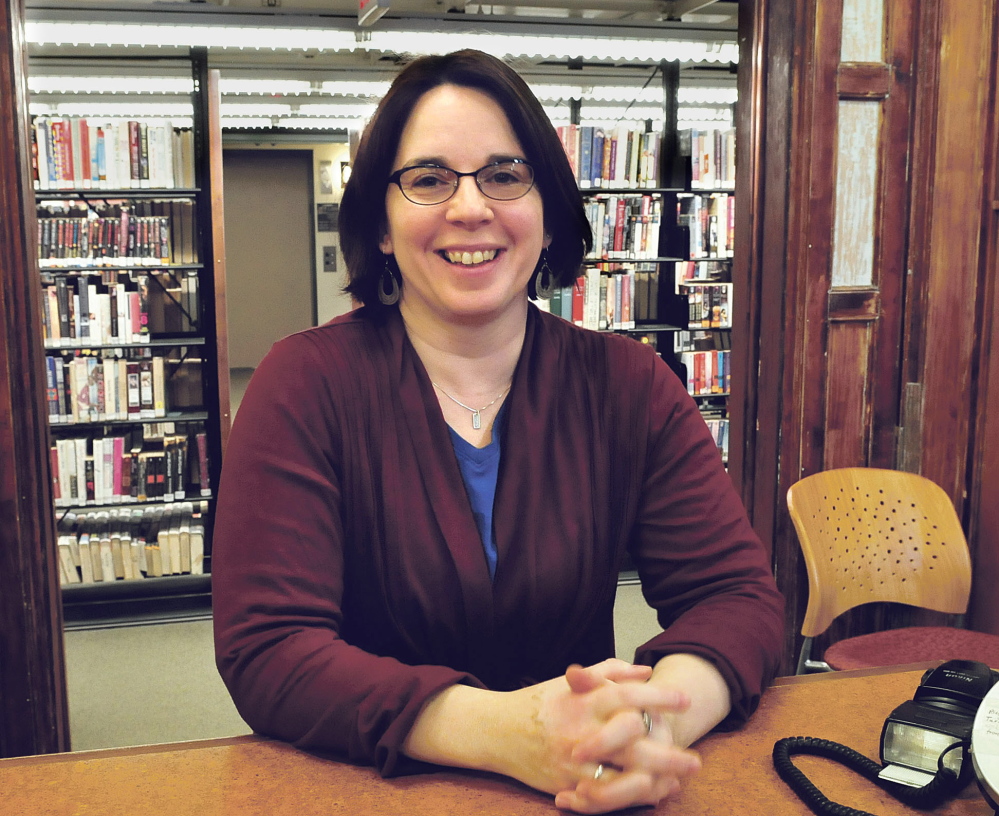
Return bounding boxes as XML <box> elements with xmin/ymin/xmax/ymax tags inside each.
<box><xmin>339</xmin><ymin>50</ymin><xmax>591</xmax><ymax>311</ymax></box>
<box><xmin>211</xmin><ymin>48</ymin><xmax>783</xmax><ymax>816</ymax></box>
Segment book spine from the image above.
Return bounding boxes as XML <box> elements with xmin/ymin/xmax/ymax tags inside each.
<box><xmin>138</xmin><ymin>359</ymin><xmax>155</xmax><ymax>419</ymax></box>
<box><xmin>128</xmin><ymin>121</ymin><xmax>141</xmax><ymax>188</ymax></box>
<box><xmin>196</xmin><ymin>430</ymin><xmax>211</xmax><ymax>496</ymax></box>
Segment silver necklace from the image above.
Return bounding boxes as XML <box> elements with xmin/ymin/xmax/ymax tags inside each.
<box><xmin>431</xmin><ymin>381</ymin><xmax>511</xmax><ymax>430</ymax></box>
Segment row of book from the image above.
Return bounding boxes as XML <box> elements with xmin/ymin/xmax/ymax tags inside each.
<box><xmin>680</xmin><ymin>282</ymin><xmax>733</xmax><ymax>329</ymax></box>
<box><xmin>45</xmin><ymin>350</ymin><xmax>203</xmax><ymax>425</ymax></box>
<box><xmin>704</xmin><ymin>418</ymin><xmax>730</xmax><ymax>461</ymax></box>
<box><xmin>37</xmin><ymin>198</ymin><xmax>198</xmax><ymax>266</ymax></box>
<box><xmin>675</xmin><ymin>328</ymin><xmax>733</xmax><ymax>353</ymax></box>
<box><xmin>677</xmin><ymin>193</ymin><xmax>736</xmax><ymax>259</ymax></box>
<box><xmin>56</xmin><ymin>503</ymin><xmax>207</xmax><ymax>585</ymax></box>
<box><xmin>41</xmin><ymin>269</ymin><xmax>200</xmax><ymax>348</ymax></box>
<box><xmin>32</xmin><ymin>117</ymin><xmax>196</xmax><ymax>191</ymax></box>
<box><xmin>547</xmin><ymin>266</ymin><xmax>666</xmax><ymax>330</ymax></box>
<box><xmin>675</xmin><ymin>259</ymin><xmax>732</xmax><ymax>284</ymax></box>
<box><xmin>50</xmin><ymin>424</ymin><xmax>210</xmax><ymax>508</ymax></box>
<box><xmin>558</xmin><ymin>123</ymin><xmax>664</xmax><ymax>189</ymax></box>
<box><xmin>679</xmin><ymin>349</ymin><xmax>732</xmax><ymax>396</ymax></box>
<box><xmin>584</xmin><ymin>194</ymin><xmax>664</xmax><ymax>260</ymax></box>
<box><xmin>679</xmin><ymin>127</ymin><xmax>736</xmax><ymax>190</ymax></box>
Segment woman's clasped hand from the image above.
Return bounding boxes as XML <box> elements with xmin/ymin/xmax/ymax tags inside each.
<box><xmin>547</xmin><ymin>660</ymin><xmax>702</xmax><ymax>814</ymax></box>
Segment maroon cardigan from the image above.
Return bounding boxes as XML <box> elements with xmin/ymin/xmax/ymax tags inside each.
<box><xmin>212</xmin><ymin>305</ymin><xmax>784</xmax><ymax>775</ymax></box>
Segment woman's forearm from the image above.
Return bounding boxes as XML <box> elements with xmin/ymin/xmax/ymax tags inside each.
<box><xmin>402</xmin><ymin>683</ymin><xmax>513</xmax><ymax>775</ymax></box>
<box><xmin>647</xmin><ymin>653</ymin><xmax>732</xmax><ymax>748</ymax></box>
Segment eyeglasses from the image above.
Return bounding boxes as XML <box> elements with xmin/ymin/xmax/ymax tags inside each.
<box><xmin>387</xmin><ymin>159</ymin><xmax>536</xmax><ymax>205</ymax></box>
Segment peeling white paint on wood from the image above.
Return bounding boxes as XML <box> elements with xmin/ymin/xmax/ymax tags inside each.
<box><xmin>841</xmin><ymin>0</ymin><xmax>885</xmax><ymax>62</ymax></box>
<box><xmin>832</xmin><ymin>100</ymin><xmax>880</xmax><ymax>288</ymax></box>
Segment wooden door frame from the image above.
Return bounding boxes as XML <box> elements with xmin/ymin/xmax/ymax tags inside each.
<box><xmin>732</xmin><ymin>0</ymin><xmax>802</xmax><ymax>671</ymax></box>
<box><xmin>967</xmin><ymin>6</ymin><xmax>999</xmax><ymax>636</ymax></box>
<box><xmin>0</xmin><ymin>0</ymin><xmax>70</xmax><ymax>757</ymax></box>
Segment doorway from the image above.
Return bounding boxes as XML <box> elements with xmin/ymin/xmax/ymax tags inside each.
<box><xmin>221</xmin><ymin>148</ymin><xmax>316</xmax><ymax>412</ymax></box>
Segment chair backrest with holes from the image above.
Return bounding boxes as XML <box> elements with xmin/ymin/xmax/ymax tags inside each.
<box><xmin>786</xmin><ymin>467</ymin><xmax>972</xmax><ymax>638</ymax></box>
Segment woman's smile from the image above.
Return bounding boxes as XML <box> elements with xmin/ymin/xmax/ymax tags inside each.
<box><xmin>439</xmin><ymin>248</ymin><xmax>501</xmax><ymax>266</ymax></box>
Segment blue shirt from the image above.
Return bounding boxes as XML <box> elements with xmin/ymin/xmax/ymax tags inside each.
<box><xmin>447</xmin><ymin>402</ymin><xmax>506</xmax><ymax>580</ymax></box>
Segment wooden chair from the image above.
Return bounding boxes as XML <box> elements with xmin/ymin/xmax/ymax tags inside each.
<box><xmin>786</xmin><ymin>467</ymin><xmax>999</xmax><ymax>674</ymax></box>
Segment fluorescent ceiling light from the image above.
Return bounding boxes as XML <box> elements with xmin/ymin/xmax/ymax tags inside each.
<box><xmin>277</xmin><ymin>117</ymin><xmax>363</xmax><ymax>130</ymax></box>
<box><xmin>221</xmin><ymin>102</ymin><xmax>294</xmax><ymax>116</ymax></box>
<box><xmin>29</xmin><ymin>100</ymin><xmax>193</xmax><ymax>117</ymax></box>
<box><xmin>319</xmin><ymin>80</ymin><xmax>392</xmax><ymax>97</ymax></box>
<box><xmin>27</xmin><ymin>75</ymin><xmax>736</xmax><ymax>108</ymax></box>
<box><xmin>366</xmin><ymin>31</ymin><xmax>736</xmax><ymax>63</ymax></box>
<box><xmin>679</xmin><ymin>87</ymin><xmax>738</xmax><ymax>105</ymax></box>
<box><xmin>28</xmin><ymin>76</ymin><xmax>194</xmax><ymax>94</ymax></box>
<box><xmin>294</xmin><ymin>103</ymin><xmax>378</xmax><ymax>118</ymax></box>
<box><xmin>531</xmin><ymin>85</ymin><xmax>663</xmax><ymax>104</ymax></box>
<box><xmin>678</xmin><ymin>119</ymin><xmax>735</xmax><ymax>131</ymax></box>
<box><xmin>25</xmin><ymin>21</ymin><xmax>737</xmax><ymax>64</ymax></box>
<box><xmin>679</xmin><ymin>107</ymin><xmax>733</xmax><ymax>122</ymax></box>
<box><xmin>26</xmin><ymin>22</ymin><xmax>360</xmax><ymax>51</ymax></box>
<box><xmin>528</xmin><ymin>84</ymin><xmax>737</xmax><ymax>106</ymax></box>
<box><xmin>217</xmin><ymin>102</ymin><xmax>376</xmax><ymax>118</ymax></box>
<box><xmin>221</xmin><ymin>79</ymin><xmax>316</xmax><ymax>95</ymax></box>
<box><xmin>580</xmin><ymin>106</ymin><xmax>666</xmax><ymax>121</ymax></box>
<box><xmin>220</xmin><ymin>117</ymin><xmax>281</xmax><ymax>129</ymax></box>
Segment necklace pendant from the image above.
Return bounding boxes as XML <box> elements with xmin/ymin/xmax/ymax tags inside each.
<box><xmin>472</xmin><ymin>410</ymin><xmax>482</xmax><ymax>430</ymax></box>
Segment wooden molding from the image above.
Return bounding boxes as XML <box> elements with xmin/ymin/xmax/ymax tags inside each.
<box><xmin>207</xmin><ymin>68</ymin><xmax>231</xmax><ymax>458</ymax></box>
<box><xmin>0</xmin><ymin>0</ymin><xmax>70</xmax><ymax>757</ymax></box>
<box><xmin>827</xmin><ymin>287</ymin><xmax>881</xmax><ymax>321</ymax></box>
<box><xmin>837</xmin><ymin>62</ymin><xmax>893</xmax><ymax>98</ymax></box>
<box><xmin>965</xmin><ymin>0</ymin><xmax>999</xmax><ymax>636</ymax></box>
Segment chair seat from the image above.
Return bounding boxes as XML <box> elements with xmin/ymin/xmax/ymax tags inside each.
<box><xmin>824</xmin><ymin>626</ymin><xmax>999</xmax><ymax>671</ymax></box>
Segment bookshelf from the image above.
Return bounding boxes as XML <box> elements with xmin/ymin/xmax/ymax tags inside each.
<box><xmin>30</xmin><ymin>50</ymin><xmax>230</xmax><ymax>624</ymax></box>
<box><xmin>670</xmin><ymin>127</ymin><xmax>737</xmax><ymax>463</ymax></box>
<box><xmin>548</xmin><ymin>61</ymin><xmax>736</xmax><ymax>466</ymax></box>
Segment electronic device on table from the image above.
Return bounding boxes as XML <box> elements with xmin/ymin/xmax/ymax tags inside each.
<box><xmin>774</xmin><ymin>659</ymin><xmax>999</xmax><ymax>815</ymax></box>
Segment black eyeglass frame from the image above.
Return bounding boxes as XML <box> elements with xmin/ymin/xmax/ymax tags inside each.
<box><xmin>387</xmin><ymin>159</ymin><xmax>536</xmax><ymax>205</ymax></box>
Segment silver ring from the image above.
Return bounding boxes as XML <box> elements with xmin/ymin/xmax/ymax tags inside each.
<box><xmin>593</xmin><ymin>763</ymin><xmax>605</xmax><ymax>781</ymax></box>
<box><xmin>642</xmin><ymin>710</ymin><xmax>653</xmax><ymax>737</ymax></box>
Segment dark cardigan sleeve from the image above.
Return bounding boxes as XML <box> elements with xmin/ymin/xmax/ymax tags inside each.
<box><xmin>211</xmin><ymin>330</ymin><xmax>483</xmax><ymax>775</ymax></box>
<box><xmin>629</xmin><ymin>357</ymin><xmax>785</xmax><ymax>727</ymax></box>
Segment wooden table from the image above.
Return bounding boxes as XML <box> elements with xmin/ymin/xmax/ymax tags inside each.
<box><xmin>0</xmin><ymin>666</ymin><xmax>994</xmax><ymax>815</ymax></box>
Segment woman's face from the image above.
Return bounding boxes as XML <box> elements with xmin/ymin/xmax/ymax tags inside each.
<box><xmin>379</xmin><ymin>84</ymin><xmax>548</xmax><ymax>326</ymax></box>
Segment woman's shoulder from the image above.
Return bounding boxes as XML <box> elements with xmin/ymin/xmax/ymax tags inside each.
<box><xmin>532</xmin><ymin>305</ymin><xmax>661</xmax><ymax>366</ymax></box>
<box><xmin>269</xmin><ymin>307</ymin><xmax>390</xmax><ymax>361</ymax></box>
<box><xmin>530</xmin><ymin>306</ymin><xmax>686</xmax><ymax>408</ymax></box>
<box><xmin>251</xmin><ymin>309</ymin><xmax>396</xmax><ymax>396</ymax></box>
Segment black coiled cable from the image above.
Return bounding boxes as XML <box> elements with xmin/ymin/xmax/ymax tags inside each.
<box><xmin>772</xmin><ymin>736</ymin><xmax>964</xmax><ymax>816</ymax></box>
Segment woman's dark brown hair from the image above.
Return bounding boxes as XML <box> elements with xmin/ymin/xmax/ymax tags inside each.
<box><xmin>339</xmin><ymin>49</ymin><xmax>592</xmax><ymax>309</ymax></box>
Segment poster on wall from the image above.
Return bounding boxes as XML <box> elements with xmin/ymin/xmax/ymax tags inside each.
<box><xmin>319</xmin><ymin>161</ymin><xmax>334</xmax><ymax>195</ymax></box>
<box><xmin>317</xmin><ymin>203</ymin><xmax>339</xmax><ymax>232</ymax></box>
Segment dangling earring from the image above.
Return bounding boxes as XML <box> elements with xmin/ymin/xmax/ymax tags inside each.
<box><xmin>379</xmin><ymin>257</ymin><xmax>400</xmax><ymax>306</ymax></box>
<box><xmin>533</xmin><ymin>249</ymin><xmax>556</xmax><ymax>300</ymax></box>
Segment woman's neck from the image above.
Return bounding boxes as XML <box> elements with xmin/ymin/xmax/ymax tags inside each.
<box><xmin>400</xmin><ymin>299</ymin><xmax>527</xmax><ymax>447</ymax></box>
<box><xmin>399</xmin><ymin>299</ymin><xmax>528</xmax><ymax>396</ymax></box>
